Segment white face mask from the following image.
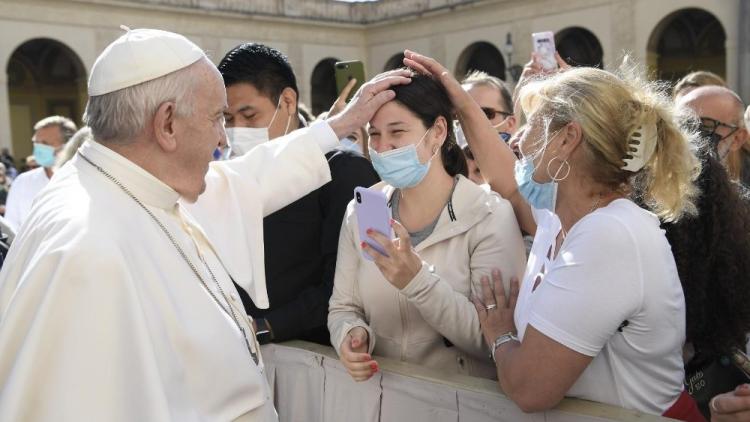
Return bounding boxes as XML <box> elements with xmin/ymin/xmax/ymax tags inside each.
<box><xmin>224</xmin><ymin>96</ymin><xmax>292</xmax><ymax>158</ymax></box>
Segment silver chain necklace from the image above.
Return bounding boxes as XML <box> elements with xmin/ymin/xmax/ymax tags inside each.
<box><xmin>78</xmin><ymin>152</ymin><xmax>259</xmax><ymax>365</ymax></box>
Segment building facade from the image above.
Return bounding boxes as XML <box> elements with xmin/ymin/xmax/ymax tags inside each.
<box><xmin>0</xmin><ymin>0</ymin><xmax>744</xmax><ymax>159</ymax></box>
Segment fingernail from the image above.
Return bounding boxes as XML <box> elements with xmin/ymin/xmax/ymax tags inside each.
<box><xmin>370</xmin><ymin>362</ymin><xmax>379</xmax><ymax>371</ymax></box>
<box><xmin>740</xmin><ymin>384</ymin><xmax>750</xmax><ymax>390</ymax></box>
<box><xmin>366</xmin><ymin>228</ymin><xmax>372</xmax><ymax>234</ymax></box>
<box><xmin>360</xmin><ymin>241</ymin><xmax>366</xmax><ymax>249</ymax></box>
<box><xmin>390</xmin><ymin>219</ymin><xmax>395</xmax><ymax>226</ymax></box>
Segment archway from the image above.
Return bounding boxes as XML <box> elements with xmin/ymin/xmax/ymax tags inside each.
<box><xmin>555</xmin><ymin>27</ymin><xmax>603</xmax><ymax>68</ymax></box>
<box><xmin>310</xmin><ymin>58</ymin><xmax>339</xmax><ymax>116</ymax></box>
<box><xmin>383</xmin><ymin>53</ymin><xmax>405</xmax><ymax>71</ymax></box>
<box><xmin>6</xmin><ymin>38</ymin><xmax>86</xmax><ymax>162</ymax></box>
<box><xmin>647</xmin><ymin>8</ymin><xmax>726</xmax><ymax>82</ymax></box>
<box><xmin>455</xmin><ymin>42</ymin><xmax>506</xmax><ymax>80</ymax></box>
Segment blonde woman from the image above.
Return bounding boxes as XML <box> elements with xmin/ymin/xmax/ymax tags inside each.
<box><xmin>405</xmin><ymin>51</ymin><xmax>704</xmax><ymax>421</ymax></box>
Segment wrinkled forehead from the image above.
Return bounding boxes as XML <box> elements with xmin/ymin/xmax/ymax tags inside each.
<box><xmin>195</xmin><ymin>60</ymin><xmax>228</xmax><ymax>112</ymax></box>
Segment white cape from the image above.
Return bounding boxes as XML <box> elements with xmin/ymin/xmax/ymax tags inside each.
<box><xmin>0</xmin><ymin>121</ymin><xmax>337</xmax><ymax>421</ymax></box>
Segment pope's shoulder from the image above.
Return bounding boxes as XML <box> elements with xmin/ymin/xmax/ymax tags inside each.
<box><xmin>16</xmin><ymin>161</ymin><xmax>134</xmax><ymax>254</ymax></box>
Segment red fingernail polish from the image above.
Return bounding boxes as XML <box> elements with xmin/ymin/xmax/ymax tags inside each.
<box><xmin>361</xmin><ymin>242</ymin><xmax>366</xmax><ymax>249</ymax></box>
<box><xmin>366</xmin><ymin>229</ymin><xmax>372</xmax><ymax>234</ymax></box>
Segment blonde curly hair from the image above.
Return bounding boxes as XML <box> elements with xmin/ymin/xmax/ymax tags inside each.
<box><xmin>519</xmin><ymin>64</ymin><xmax>700</xmax><ymax>222</ymax></box>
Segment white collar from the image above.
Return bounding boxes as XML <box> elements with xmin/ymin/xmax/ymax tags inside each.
<box><xmin>78</xmin><ymin>140</ymin><xmax>180</xmax><ymax>210</ymax></box>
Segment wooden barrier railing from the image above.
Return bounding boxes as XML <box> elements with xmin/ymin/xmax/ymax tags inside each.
<box><xmin>260</xmin><ymin>341</ymin><xmax>676</xmax><ymax>422</ymax></box>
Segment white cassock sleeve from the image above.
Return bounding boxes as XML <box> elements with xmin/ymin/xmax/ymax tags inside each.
<box><xmin>184</xmin><ymin>120</ymin><xmax>339</xmax><ymax>309</ymax></box>
<box><xmin>0</xmin><ymin>241</ymin><xmax>192</xmax><ymax>421</ymax></box>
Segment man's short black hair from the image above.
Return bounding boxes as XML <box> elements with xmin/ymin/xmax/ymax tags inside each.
<box><xmin>217</xmin><ymin>43</ymin><xmax>298</xmax><ymax>104</ymax></box>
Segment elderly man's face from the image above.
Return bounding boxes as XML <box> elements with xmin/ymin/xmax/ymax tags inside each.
<box><xmin>172</xmin><ymin>60</ymin><xmax>228</xmax><ymax>202</ymax></box>
<box><xmin>678</xmin><ymin>89</ymin><xmax>745</xmax><ymax>160</ymax></box>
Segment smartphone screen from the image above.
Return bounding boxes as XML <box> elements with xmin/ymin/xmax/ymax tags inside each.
<box><xmin>354</xmin><ymin>187</ymin><xmax>392</xmax><ymax>261</ymax></box>
<box><xmin>335</xmin><ymin>61</ymin><xmax>366</xmax><ymax>102</ymax></box>
<box><xmin>532</xmin><ymin>31</ymin><xmax>558</xmax><ymax>71</ymax></box>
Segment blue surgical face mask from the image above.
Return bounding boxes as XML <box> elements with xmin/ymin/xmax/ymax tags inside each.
<box><xmin>514</xmin><ymin>156</ymin><xmax>557</xmax><ymax>211</ymax></box>
<box><xmin>33</xmin><ymin>143</ymin><xmax>57</xmax><ymax>168</ymax></box>
<box><xmin>339</xmin><ymin>138</ymin><xmax>363</xmax><ymax>155</ymax></box>
<box><xmin>369</xmin><ymin>128</ymin><xmax>434</xmax><ymax>189</ymax></box>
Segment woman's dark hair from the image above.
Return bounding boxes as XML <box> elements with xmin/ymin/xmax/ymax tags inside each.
<box><xmin>391</xmin><ymin>72</ymin><xmax>467</xmax><ymax>177</ymax></box>
<box><xmin>661</xmin><ymin>147</ymin><xmax>750</xmax><ymax>360</ymax></box>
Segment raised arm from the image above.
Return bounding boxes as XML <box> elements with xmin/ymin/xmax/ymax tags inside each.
<box><xmin>402</xmin><ymin>50</ymin><xmax>536</xmax><ymax>234</ymax></box>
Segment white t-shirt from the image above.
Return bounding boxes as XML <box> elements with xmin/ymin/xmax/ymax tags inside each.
<box><xmin>514</xmin><ymin>199</ymin><xmax>685</xmax><ymax>415</ymax></box>
<box><xmin>4</xmin><ymin>167</ymin><xmax>50</xmax><ymax>232</ymax></box>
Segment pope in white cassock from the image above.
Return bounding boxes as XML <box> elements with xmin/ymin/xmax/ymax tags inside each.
<box><xmin>0</xmin><ymin>28</ymin><xmax>409</xmax><ymax>421</ymax></box>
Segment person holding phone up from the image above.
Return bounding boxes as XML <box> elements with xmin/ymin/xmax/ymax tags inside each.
<box><xmin>327</xmin><ymin>73</ymin><xmax>526</xmax><ymax>381</ymax></box>
<box><xmin>403</xmin><ymin>50</ymin><xmax>706</xmax><ymax>420</ymax></box>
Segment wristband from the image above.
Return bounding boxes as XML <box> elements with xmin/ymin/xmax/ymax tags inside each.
<box><xmin>490</xmin><ymin>332</ymin><xmax>519</xmax><ymax>362</ymax></box>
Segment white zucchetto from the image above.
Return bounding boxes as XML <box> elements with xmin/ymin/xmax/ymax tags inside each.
<box><xmin>88</xmin><ymin>26</ymin><xmax>204</xmax><ymax>96</ymax></box>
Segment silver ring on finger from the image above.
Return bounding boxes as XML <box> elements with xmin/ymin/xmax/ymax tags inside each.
<box><xmin>485</xmin><ymin>303</ymin><xmax>497</xmax><ymax>311</ymax></box>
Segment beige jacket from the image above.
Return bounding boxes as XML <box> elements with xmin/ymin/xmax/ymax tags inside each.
<box><xmin>328</xmin><ymin>176</ymin><xmax>526</xmax><ymax>378</ymax></box>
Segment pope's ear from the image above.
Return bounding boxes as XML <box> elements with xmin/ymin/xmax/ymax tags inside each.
<box><xmin>153</xmin><ymin>101</ymin><xmax>179</xmax><ymax>152</ymax></box>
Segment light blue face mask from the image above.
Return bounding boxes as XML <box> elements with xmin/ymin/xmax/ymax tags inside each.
<box><xmin>339</xmin><ymin>138</ymin><xmax>363</xmax><ymax>155</ymax></box>
<box><xmin>514</xmin><ymin>156</ymin><xmax>557</xmax><ymax>211</ymax></box>
<box><xmin>369</xmin><ymin>128</ymin><xmax>434</xmax><ymax>189</ymax></box>
<box><xmin>33</xmin><ymin>143</ymin><xmax>57</xmax><ymax>168</ymax></box>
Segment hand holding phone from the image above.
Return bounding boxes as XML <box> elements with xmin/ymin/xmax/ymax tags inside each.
<box><xmin>335</xmin><ymin>61</ymin><xmax>366</xmax><ymax>103</ymax></box>
<box><xmin>354</xmin><ymin>187</ymin><xmax>392</xmax><ymax>261</ymax></box>
<box><xmin>532</xmin><ymin>31</ymin><xmax>558</xmax><ymax>71</ymax></box>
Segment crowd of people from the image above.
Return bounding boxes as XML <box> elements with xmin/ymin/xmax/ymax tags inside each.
<box><xmin>0</xmin><ymin>26</ymin><xmax>748</xmax><ymax>422</ymax></box>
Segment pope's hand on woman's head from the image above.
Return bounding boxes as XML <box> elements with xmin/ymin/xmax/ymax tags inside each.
<box><xmin>326</xmin><ymin>69</ymin><xmax>412</xmax><ymax>140</ymax></box>
<box><xmin>471</xmin><ymin>270</ymin><xmax>519</xmax><ymax>348</ymax></box>
<box><xmin>402</xmin><ymin>50</ymin><xmax>475</xmax><ymax>112</ymax></box>
<box><xmin>361</xmin><ymin>219</ymin><xmax>423</xmax><ymax>290</ymax></box>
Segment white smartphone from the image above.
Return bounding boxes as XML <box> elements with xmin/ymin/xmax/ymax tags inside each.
<box><xmin>532</xmin><ymin>31</ymin><xmax>558</xmax><ymax>71</ymax></box>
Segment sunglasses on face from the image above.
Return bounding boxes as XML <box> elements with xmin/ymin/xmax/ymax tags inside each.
<box><xmin>481</xmin><ymin>107</ymin><xmax>513</xmax><ymax>121</ymax></box>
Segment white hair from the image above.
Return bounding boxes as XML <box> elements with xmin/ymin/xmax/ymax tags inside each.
<box><xmin>83</xmin><ymin>59</ymin><xmax>204</xmax><ymax>143</ymax></box>
<box><xmin>33</xmin><ymin>115</ymin><xmax>77</xmax><ymax>143</ymax></box>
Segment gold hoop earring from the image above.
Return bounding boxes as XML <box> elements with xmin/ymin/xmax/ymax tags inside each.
<box><xmin>546</xmin><ymin>156</ymin><xmax>571</xmax><ymax>182</ymax></box>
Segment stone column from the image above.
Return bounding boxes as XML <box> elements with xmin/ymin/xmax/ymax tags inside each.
<box><xmin>0</xmin><ymin>72</ymin><xmax>12</xmax><ymax>152</ymax></box>
<box><xmin>736</xmin><ymin>0</ymin><xmax>750</xmax><ymax>103</ymax></box>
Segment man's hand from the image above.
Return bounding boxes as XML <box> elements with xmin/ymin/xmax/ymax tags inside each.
<box><xmin>711</xmin><ymin>384</ymin><xmax>750</xmax><ymax>421</ymax></box>
<box><xmin>326</xmin><ymin>69</ymin><xmax>412</xmax><ymax>140</ymax></box>
<box><xmin>339</xmin><ymin>327</ymin><xmax>378</xmax><ymax>382</ymax></box>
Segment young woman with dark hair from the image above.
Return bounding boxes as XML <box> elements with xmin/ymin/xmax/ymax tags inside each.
<box><xmin>328</xmin><ymin>72</ymin><xmax>526</xmax><ymax>381</ymax></box>
<box><xmin>662</xmin><ymin>145</ymin><xmax>750</xmax><ymax>417</ymax></box>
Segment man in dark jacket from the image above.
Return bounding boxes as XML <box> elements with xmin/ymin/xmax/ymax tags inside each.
<box><xmin>218</xmin><ymin>43</ymin><xmax>379</xmax><ymax>345</ymax></box>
